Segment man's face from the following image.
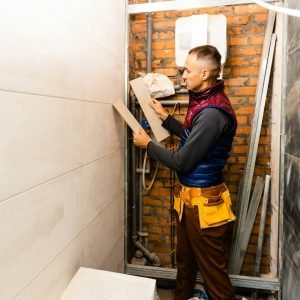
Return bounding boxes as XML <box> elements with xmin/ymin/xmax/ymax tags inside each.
<box><xmin>182</xmin><ymin>53</ymin><xmax>209</xmax><ymax>92</ymax></box>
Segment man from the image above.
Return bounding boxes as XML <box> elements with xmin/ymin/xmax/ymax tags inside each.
<box><xmin>133</xmin><ymin>45</ymin><xmax>236</xmax><ymax>300</ymax></box>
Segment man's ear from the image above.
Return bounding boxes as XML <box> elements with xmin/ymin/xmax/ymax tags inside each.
<box><xmin>201</xmin><ymin>69</ymin><xmax>210</xmax><ymax>80</ymax></box>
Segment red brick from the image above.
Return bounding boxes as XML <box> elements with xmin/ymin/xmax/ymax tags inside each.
<box><xmin>225</xmin><ymin>77</ymin><xmax>248</xmax><ymax>86</ymax></box>
<box><xmin>134</xmin><ymin>32</ymin><xmax>146</xmax><ymax>40</ymax></box>
<box><xmin>232</xmin><ymin>66</ymin><xmax>260</xmax><ymax>76</ymax></box>
<box><xmin>230</xmin><ymin>46</ymin><xmax>263</xmax><ymax>56</ymax></box>
<box><xmin>253</xmin><ymin>5</ymin><xmax>268</xmax><ymax>13</ymax></box>
<box><xmin>253</xmin><ymin>13</ymin><xmax>269</xmax><ymax>23</ymax></box>
<box><xmin>229</xmin><ymin>96</ymin><xmax>247</xmax><ymax>105</ymax></box>
<box><xmin>233</xmin><ymin>4</ymin><xmax>254</xmax><ymax>14</ymax></box>
<box><xmin>152</xmin><ymin>41</ymin><xmax>164</xmax><ymax>50</ymax></box>
<box><xmin>227</xmin><ymin>15</ymin><xmax>250</xmax><ymax>25</ymax></box>
<box><xmin>232</xmin><ymin>146</ymin><xmax>248</xmax><ymax>154</ymax></box>
<box><xmin>237</xmin><ymin>156</ymin><xmax>247</xmax><ymax>164</ymax></box>
<box><xmin>236</xmin><ymin>126</ymin><xmax>251</xmax><ymax>135</ymax></box>
<box><xmin>159</xmin><ymin>31</ymin><xmax>175</xmax><ymax>39</ymax></box>
<box><xmin>152</xmin><ymin>12</ymin><xmax>165</xmax><ymax>19</ymax></box>
<box><xmin>245</xmin><ymin>24</ymin><xmax>265</xmax><ymax>35</ymax></box>
<box><xmin>131</xmin><ymin>42</ymin><xmax>145</xmax><ymax>52</ymax></box>
<box><xmin>149</xmin><ymin>225</ymin><xmax>163</xmax><ymax>234</ymax></box>
<box><xmin>165</xmin><ymin>11</ymin><xmax>177</xmax><ymax>18</ymax></box>
<box><xmin>153</xmin><ymin>49</ymin><xmax>175</xmax><ymax>58</ymax></box>
<box><xmin>131</xmin><ymin>22</ymin><xmax>146</xmax><ymax>33</ymax></box>
<box><xmin>249</xmin><ymin>77</ymin><xmax>258</xmax><ymax>86</ymax></box>
<box><xmin>229</xmin><ymin>37</ymin><xmax>248</xmax><ymax>46</ymax></box>
<box><xmin>153</xmin><ymin>20</ymin><xmax>176</xmax><ymax>30</ymax></box>
<box><xmin>131</xmin><ymin>14</ymin><xmax>146</xmax><ymax>22</ymax></box>
<box><xmin>143</xmin><ymin>216</ymin><xmax>158</xmax><ymax>224</ymax></box>
<box><xmin>235</xmin><ymin>106</ymin><xmax>255</xmax><ymax>115</ymax></box>
<box><xmin>165</xmin><ymin>40</ymin><xmax>175</xmax><ymax>49</ymax></box>
<box><xmin>152</xmin><ymin>68</ymin><xmax>177</xmax><ymax>77</ymax></box>
<box><xmin>228</xmin><ymin>26</ymin><xmax>244</xmax><ymax>35</ymax></box>
<box><xmin>236</xmin><ymin>116</ymin><xmax>248</xmax><ymax>125</ymax></box>
<box><xmin>250</xmin><ymin>35</ymin><xmax>265</xmax><ymax>45</ymax></box>
<box><xmin>227</xmin><ymin>57</ymin><xmax>249</xmax><ymax>67</ymax></box>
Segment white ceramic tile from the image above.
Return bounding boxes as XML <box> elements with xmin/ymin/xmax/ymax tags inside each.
<box><xmin>81</xmin><ymin>0</ymin><xmax>125</xmax><ymax>59</ymax></box>
<box><xmin>82</xmin><ymin>101</ymin><xmax>124</xmax><ymax>164</ymax></box>
<box><xmin>82</xmin><ymin>151</ymin><xmax>124</xmax><ymax>226</ymax></box>
<box><xmin>99</xmin><ymin>235</ymin><xmax>124</xmax><ymax>273</ymax></box>
<box><xmin>39</xmin><ymin>0</ymin><xmax>83</xmax><ymax>31</ymax></box>
<box><xmin>0</xmin><ymin>91</ymin><xmax>83</xmax><ymax>201</ymax></box>
<box><xmin>82</xmin><ymin>38</ymin><xmax>124</xmax><ymax>103</ymax></box>
<box><xmin>0</xmin><ymin>170</ymin><xmax>83</xmax><ymax>300</ymax></box>
<box><xmin>15</xmin><ymin>236</ymin><xmax>84</xmax><ymax>300</ymax></box>
<box><xmin>0</xmin><ymin>0</ymin><xmax>83</xmax><ymax>99</ymax></box>
<box><xmin>39</xmin><ymin>0</ymin><xmax>125</xmax><ymax>60</ymax></box>
<box><xmin>83</xmin><ymin>194</ymin><xmax>124</xmax><ymax>270</ymax></box>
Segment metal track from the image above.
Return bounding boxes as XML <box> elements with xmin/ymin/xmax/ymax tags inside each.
<box><xmin>128</xmin><ymin>0</ymin><xmax>280</xmax><ymax>15</ymax></box>
<box><xmin>126</xmin><ymin>264</ymin><xmax>279</xmax><ymax>291</ymax></box>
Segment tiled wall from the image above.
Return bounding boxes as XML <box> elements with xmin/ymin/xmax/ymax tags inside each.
<box><xmin>0</xmin><ymin>1</ymin><xmax>125</xmax><ymax>299</ymax></box>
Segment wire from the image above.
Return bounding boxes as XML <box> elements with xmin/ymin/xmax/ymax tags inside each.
<box><xmin>253</xmin><ymin>0</ymin><xmax>300</xmax><ymax>18</ymax></box>
<box><xmin>142</xmin><ymin>150</ymin><xmax>159</xmax><ymax>191</ymax></box>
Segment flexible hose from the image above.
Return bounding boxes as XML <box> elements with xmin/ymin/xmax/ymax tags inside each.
<box><xmin>142</xmin><ymin>150</ymin><xmax>159</xmax><ymax>190</ymax></box>
<box><xmin>253</xmin><ymin>0</ymin><xmax>300</xmax><ymax>18</ymax></box>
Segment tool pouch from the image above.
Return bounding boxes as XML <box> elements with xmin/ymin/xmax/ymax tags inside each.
<box><xmin>198</xmin><ymin>188</ymin><xmax>236</xmax><ymax>229</ymax></box>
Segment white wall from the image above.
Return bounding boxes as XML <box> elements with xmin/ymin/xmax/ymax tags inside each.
<box><xmin>0</xmin><ymin>1</ymin><xmax>125</xmax><ymax>299</ymax></box>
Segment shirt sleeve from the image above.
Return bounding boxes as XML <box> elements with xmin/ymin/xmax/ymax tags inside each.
<box><xmin>161</xmin><ymin>115</ymin><xmax>183</xmax><ymax>137</ymax></box>
<box><xmin>147</xmin><ymin>108</ymin><xmax>230</xmax><ymax>174</ymax></box>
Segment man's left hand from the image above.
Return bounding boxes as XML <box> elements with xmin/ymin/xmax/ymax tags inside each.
<box><xmin>133</xmin><ymin>128</ymin><xmax>152</xmax><ymax>149</ymax></box>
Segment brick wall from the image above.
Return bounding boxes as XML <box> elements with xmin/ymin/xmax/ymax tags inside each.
<box><xmin>129</xmin><ymin>1</ymin><xmax>272</xmax><ymax>275</ymax></box>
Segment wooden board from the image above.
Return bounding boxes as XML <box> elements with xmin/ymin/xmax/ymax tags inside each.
<box><xmin>130</xmin><ymin>77</ymin><xmax>170</xmax><ymax>143</ymax></box>
<box><xmin>112</xmin><ymin>98</ymin><xmax>141</xmax><ymax>133</ymax></box>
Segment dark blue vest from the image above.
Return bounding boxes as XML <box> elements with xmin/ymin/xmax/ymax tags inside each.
<box><xmin>177</xmin><ymin>107</ymin><xmax>236</xmax><ymax>188</ymax></box>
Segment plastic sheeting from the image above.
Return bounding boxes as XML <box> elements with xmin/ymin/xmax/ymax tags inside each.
<box><xmin>282</xmin><ymin>1</ymin><xmax>300</xmax><ymax>299</ymax></box>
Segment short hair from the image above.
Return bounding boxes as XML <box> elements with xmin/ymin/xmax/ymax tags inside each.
<box><xmin>188</xmin><ymin>45</ymin><xmax>221</xmax><ymax>79</ymax></box>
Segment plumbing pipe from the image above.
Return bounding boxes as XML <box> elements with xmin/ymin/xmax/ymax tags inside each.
<box><xmin>142</xmin><ymin>150</ymin><xmax>159</xmax><ymax>190</ymax></box>
<box><xmin>146</xmin><ymin>0</ymin><xmax>153</xmax><ymax>73</ymax></box>
<box><xmin>134</xmin><ymin>240</ymin><xmax>161</xmax><ymax>267</ymax></box>
<box><xmin>132</xmin><ymin>0</ymin><xmax>155</xmax><ymax>264</ymax></box>
<box><xmin>253</xmin><ymin>0</ymin><xmax>300</xmax><ymax>18</ymax></box>
<box><xmin>158</xmin><ymin>100</ymin><xmax>189</xmax><ymax>105</ymax></box>
<box><xmin>138</xmin><ymin>109</ymin><xmax>143</xmax><ymax>233</ymax></box>
<box><xmin>130</xmin><ymin>99</ymin><xmax>138</xmax><ymax>244</ymax></box>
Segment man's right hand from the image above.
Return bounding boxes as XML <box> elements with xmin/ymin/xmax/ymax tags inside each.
<box><xmin>149</xmin><ymin>99</ymin><xmax>169</xmax><ymax>121</ymax></box>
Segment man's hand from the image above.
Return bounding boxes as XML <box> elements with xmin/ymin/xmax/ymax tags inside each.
<box><xmin>133</xmin><ymin>128</ymin><xmax>152</xmax><ymax>149</ymax></box>
<box><xmin>149</xmin><ymin>99</ymin><xmax>169</xmax><ymax>121</ymax></box>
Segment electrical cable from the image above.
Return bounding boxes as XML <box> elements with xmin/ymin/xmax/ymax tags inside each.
<box><xmin>253</xmin><ymin>0</ymin><xmax>300</xmax><ymax>18</ymax></box>
<box><xmin>142</xmin><ymin>150</ymin><xmax>159</xmax><ymax>190</ymax></box>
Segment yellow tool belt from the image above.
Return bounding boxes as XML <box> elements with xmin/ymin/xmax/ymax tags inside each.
<box><xmin>174</xmin><ymin>183</ymin><xmax>236</xmax><ymax>229</ymax></box>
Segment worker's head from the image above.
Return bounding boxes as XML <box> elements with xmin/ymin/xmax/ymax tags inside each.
<box><xmin>182</xmin><ymin>45</ymin><xmax>221</xmax><ymax>92</ymax></box>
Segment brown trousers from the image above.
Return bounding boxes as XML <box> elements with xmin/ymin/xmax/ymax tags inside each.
<box><xmin>174</xmin><ymin>205</ymin><xmax>235</xmax><ymax>300</ymax></box>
